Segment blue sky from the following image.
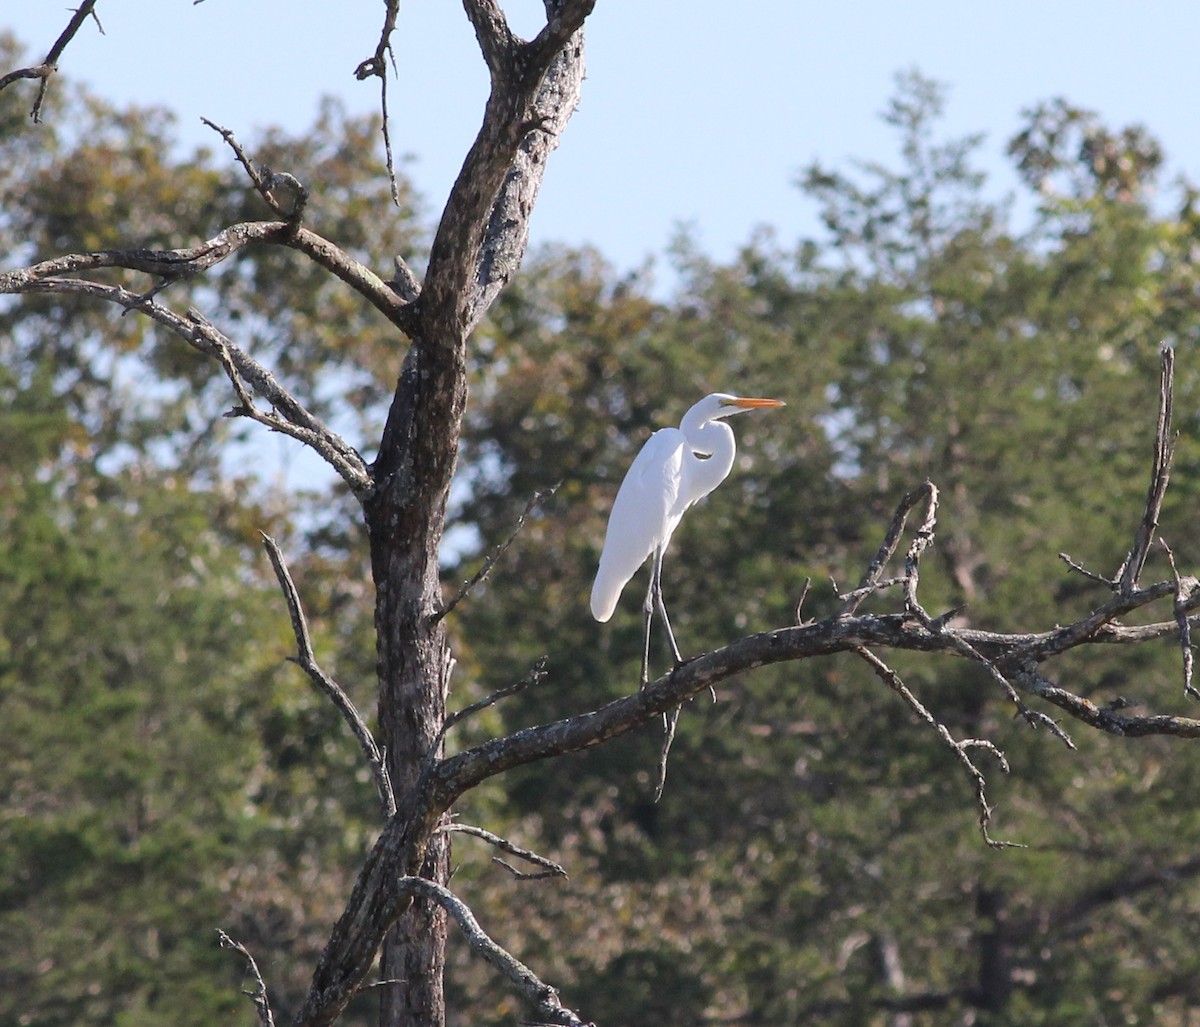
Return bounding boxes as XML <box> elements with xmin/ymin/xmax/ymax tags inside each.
<box><xmin>8</xmin><ymin>2</ymin><xmax>1200</xmax><ymax>278</ymax></box>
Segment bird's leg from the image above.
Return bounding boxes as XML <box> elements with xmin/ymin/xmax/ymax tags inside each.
<box><xmin>648</xmin><ymin>546</ymin><xmax>686</xmax><ymax>800</ymax></box>
<box><xmin>650</xmin><ymin>546</ymin><xmax>684</xmax><ymax>668</ymax></box>
<box><xmin>652</xmin><ymin>705</ymin><xmax>680</xmax><ymax>802</ymax></box>
<box><xmin>640</xmin><ymin>572</ymin><xmax>655</xmax><ymax>690</ymax></box>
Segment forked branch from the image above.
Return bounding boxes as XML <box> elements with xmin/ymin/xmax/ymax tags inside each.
<box><xmin>1117</xmin><ymin>343</ymin><xmax>1175</xmax><ymax>593</ymax></box>
<box><xmin>395</xmin><ymin>877</ymin><xmax>589</xmax><ymax>1026</ymax></box>
<box><xmin>854</xmin><ymin>645</ymin><xmax>1016</xmax><ymax>848</ymax></box>
<box><xmin>217</xmin><ymin>930</ymin><xmax>276</xmax><ymax>1027</ymax></box>
<box><xmin>0</xmin><ymin>0</ymin><xmax>101</xmax><ymax>121</ymax></box>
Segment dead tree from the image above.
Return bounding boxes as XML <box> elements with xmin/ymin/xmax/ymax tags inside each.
<box><xmin>4</xmin><ymin>5</ymin><xmax>1200</xmax><ymax>1026</ymax></box>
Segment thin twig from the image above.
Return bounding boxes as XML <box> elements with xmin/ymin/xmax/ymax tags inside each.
<box><xmin>1058</xmin><ymin>551</ymin><xmax>1115</xmax><ymax>587</ymax></box>
<box><xmin>354</xmin><ymin>0</ymin><xmax>404</xmax><ymax>207</ymax></box>
<box><xmin>837</xmin><ymin>576</ymin><xmax>905</xmax><ymax>606</ymax></box>
<box><xmin>201</xmin><ymin>118</ymin><xmax>308</xmax><ymax>223</ymax></box>
<box><xmin>395</xmin><ymin>877</ymin><xmax>589</xmax><ymax>1026</ymax></box>
<box><xmin>1160</xmin><ymin>539</ymin><xmax>1200</xmax><ymax>700</ymax></box>
<box><xmin>901</xmin><ymin>481</ymin><xmax>939</xmax><ymax>625</ymax></box>
<box><xmin>442</xmin><ymin>823</ymin><xmax>568</xmax><ymax>879</ymax></box>
<box><xmin>441</xmin><ymin>656</ymin><xmax>548</xmax><ymax>737</ymax></box>
<box><xmin>854</xmin><ymin>646</ymin><xmax>1019</xmax><ymax>849</ymax></box>
<box><xmin>261</xmin><ymin>532</ymin><xmax>396</xmax><ymax>817</ymax></box>
<box><xmin>652</xmin><ymin>705</ymin><xmax>681</xmax><ymax>802</ymax></box>
<box><xmin>1117</xmin><ymin>343</ymin><xmax>1175</xmax><ymax>594</ymax></box>
<box><xmin>794</xmin><ymin>577</ymin><xmax>812</xmax><ymax>625</ymax></box>
<box><xmin>217</xmin><ymin>931</ymin><xmax>276</xmax><ymax>1027</ymax></box>
<box><xmin>436</xmin><ymin>485</ymin><xmax>559</xmax><ymax>622</ymax></box>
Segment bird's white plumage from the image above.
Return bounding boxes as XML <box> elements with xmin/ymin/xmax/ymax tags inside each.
<box><xmin>590</xmin><ymin>427</ymin><xmax>686</xmax><ymax>622</ymax></box>
<box><xmin>590</xmin><ymin>393</ymin><xmax>784</xmax><ymax>623</ymax></box>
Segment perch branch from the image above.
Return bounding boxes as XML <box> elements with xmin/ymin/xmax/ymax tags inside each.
<box><xmin>261</xmin><ymin>533</ymin><xmax>396</xmax><ymax>818</ymax></box>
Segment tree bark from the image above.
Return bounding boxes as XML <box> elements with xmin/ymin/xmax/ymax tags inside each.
<box><xmin>362</xmin><ymin>5</ymin><xmax>591</xmax><ymax>1024</ymax></box>
<box><xmin>367</xmin><ymin>343</ymin><xmax>463</xmax><ymax>1027</ymax></box>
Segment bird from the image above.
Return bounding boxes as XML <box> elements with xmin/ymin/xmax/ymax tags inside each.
<box><xmin>590</xmin><ymin>393</ymin><xmax>785</xmax><ymax>689</ymax></box>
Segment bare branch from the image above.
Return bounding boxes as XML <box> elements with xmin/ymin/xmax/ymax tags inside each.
<box><xmin>261</xmin><ymin>533</ymin><xmax>396</xmax><ymax>818</ymax></box>
<box><xmin>217</xmin><ymin>930</ymin><xmax>276</xmax><ymax>1027</ymax></box>
<box><xmin>1116</xmin><ymin>343</ymin><xmax>1175</xmax><ymax>593</ymax></box>
<box><xmin>839</xmin><ymin>482</ymin><xmax>935</xmax><ymax>617</ymax></box>
<box><xmin>0</xmin><ymin>217</ymin><xmax>418</xmax><ymax>336</ymax></box>
<box><xmin>794</xmin><ymin>577</ymin><xmax>813</xmax><ymax>624</ymax></box>
<box><xmin>0</xmin><ymin>0</ymin><xmax>102</xmax><ymax>121</ymax></box>
<box><xmin>1159</xmin><ymin>540</ymin><xmax>1199</xmax><ymax>700</ymax></box>
<box><xmin>441</xmin><ymin>656</ymin><xmax>548</xmax><ymax>736</ymax></box>
<box><xmin>1058</xmin><ymin>551</ymin><xmax>1115</xmax><ymax>587</ymax></box>
<box><xmin>198</xmin><ymin>119</ymin><xmax>421</xmax><ymax>325</ymax></box>
<box><xmin>395</xmin><ymin>877</ymin><xmax>590</xmax><ymax>1026</ymax></box>
<box><xmin>179</xmin><ymin>306</ymin><xmax>374</xmax><ymax>498</ymax></box>
<box><xmin>854</xmin><ymin>646</ymin><xmax>1017</xmax><ymax>847</ymax></box>
<box><xmin>436</xmin><ymin>485</ymin><xmax>559</xmax><ymax>621</ymax></box>
<box><xmin>652</xmin><ymin>706</ymin><xmax>681</xmax><ymax>803</ymax></box>
<box><xmin>1016</xmin><ymin>665</ymin><xmax>1200</xmax><ymax>738</ymax></box>
<box><xmin>527</xmin><ymin>0</ymin><xmax>599</xmax><ymax>67</ymax></box>
<box><xmin>0</xmin><ymin>261</ymin><xmax>376</xmax><ymax>495</ymax></box>
<box><xmin>201</xmin><ymin>118</ymin><xmax>309</xmax><ymax>222</ymax></box>
<box><xmin>442</xmin><ymin>823</ymin><xmax>568</xmax><ymax>879</ymax></box>
<box><xmin>351</xmin><ymin>0</ymin><xmax>405</xmax><ymax>206</ymax></box>
<box><xmin>901</xmin><ymin>480</ymin><xmax>940</xmax><ymax>625</ymax></box>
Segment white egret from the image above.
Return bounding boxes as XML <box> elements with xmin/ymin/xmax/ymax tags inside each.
<box><xmin>590</xmin><ymin>393</ymin><xmax>785</xmax><ymax>688</ymax></box>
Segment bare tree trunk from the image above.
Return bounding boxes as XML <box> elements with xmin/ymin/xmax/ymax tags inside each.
<box><xmin>368</xmin><ymin>344</ymin><xmax>465</xmax><ymax>1025</ymax></box>
<box><xmin>363</xmin><ymin>8</ymin><xmax>590</xmax><ymax>1020</ymax></box>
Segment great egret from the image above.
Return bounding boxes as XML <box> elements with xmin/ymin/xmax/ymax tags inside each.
<box><xmin>590</xmin><ymin>393</ymin><xmax>785</xmax><ymax>688</ymax></box>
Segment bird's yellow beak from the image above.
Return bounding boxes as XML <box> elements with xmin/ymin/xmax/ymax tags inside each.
<box><xmin>723</xmin><ymin>397</ymin><xmax>786</xmax><ymax>410</ymax></box>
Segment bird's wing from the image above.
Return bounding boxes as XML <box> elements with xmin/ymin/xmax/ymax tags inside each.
<box><xmin>590</xmin><ymin>428</ymin><xmax>685</xmax><ymax>622</ymax></box>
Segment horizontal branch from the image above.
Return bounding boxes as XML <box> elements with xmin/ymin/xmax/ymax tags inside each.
<box><xmin>0</xmin><ymin>220</ymin><xmax>419</xmax><ymax>337</ymax></box>
<box><xmin>1</xmin><ymin>275</ymin><xmax>373</xmax><ymax>497</ymax></box>
<box><xmin>433</xmin><ymin>594</ymin><xmax>1200</xmax><ymax>806</ymax></box>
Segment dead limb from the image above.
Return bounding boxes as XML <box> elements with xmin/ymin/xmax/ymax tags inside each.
<box><xmin>854</xmin><ymin>646</ymin><xmax>1018</xmax><ymax>848</ymax></box>
<box><xmin>395</xmin><ymin>877</ymin><xmax>590</xmax><ymax>1026</ymax></box>
<box><xmin>436</xmin><ymin>485</ymin><xmax>559</xmax><ymax>622</ymax></box>
<box><xmin>261</xmin><ymin>532</ymin><xmax>396</xmax><ymax>817</ymax></box>
<box><xmin>217</xmin><ymin>930</ymin><xmax>276</xmax><ymax>1027</ymax></box>
<box><xmin>441</xmin><ymin>823</ymin><xmax>568</xmax><ymax>879</ymax></box>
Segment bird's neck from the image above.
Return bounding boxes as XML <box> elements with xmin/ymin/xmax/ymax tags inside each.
<box><xmin>685</xmin><ymin>420</ymin><xmax>736</xmax><ymax>499</ymax></box>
